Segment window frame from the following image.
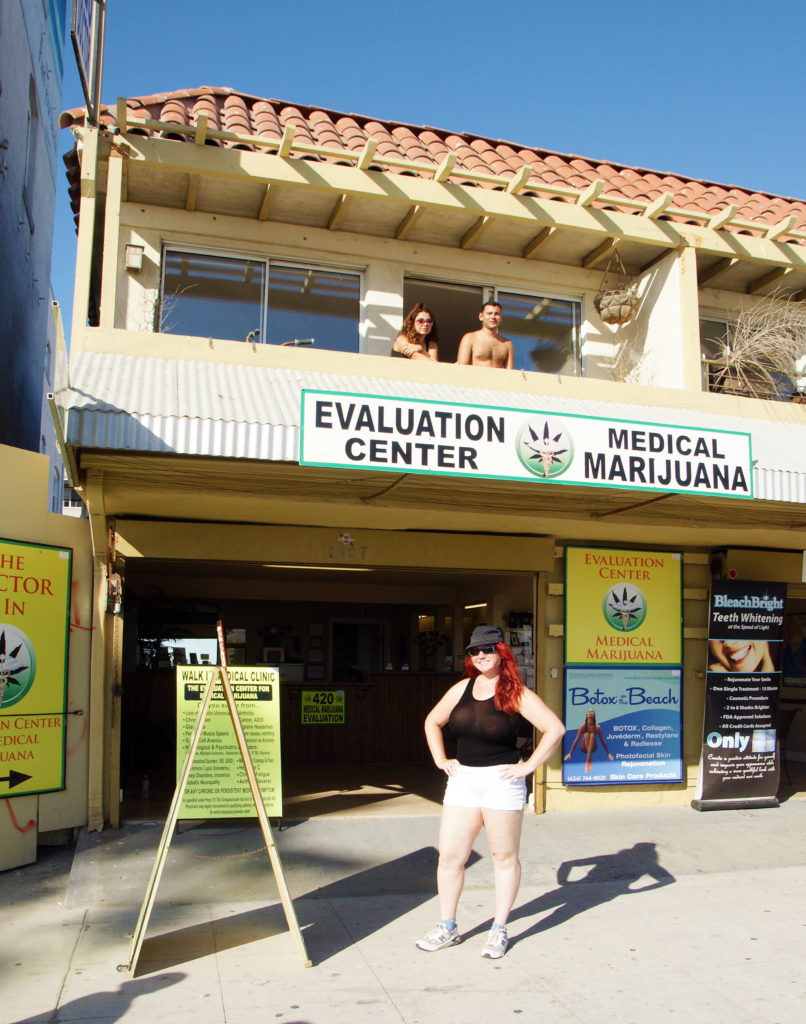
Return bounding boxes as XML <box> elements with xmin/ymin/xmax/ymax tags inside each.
<box><xmin>487</xmin><ymin>284</ymin><xmax>584</xmax><ymax>376</ymax></box>
<box><xmin>159</xmin><ymin>244</ymin><xmax>366</xmax><ymax>350</ymax></box>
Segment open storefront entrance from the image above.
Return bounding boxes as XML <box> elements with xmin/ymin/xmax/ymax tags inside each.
<box><xmin>118</xmin><ymin>558</ymin><xmax>537</xmax><ymax>821</ymax></box>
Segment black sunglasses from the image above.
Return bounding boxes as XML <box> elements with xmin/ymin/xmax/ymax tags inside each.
<box><xmin>468</xmin><ymin>644</ymin><xmax>497</xmax><ymax>656</ymax></box>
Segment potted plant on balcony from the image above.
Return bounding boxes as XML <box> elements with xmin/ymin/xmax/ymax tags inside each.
<box><xmin>706</xmin><ymin>292</ymin><xmax>806</xmax><ymax>401</ymax></box>
<box><xmin>593</xmin><ymin>244</ymin><xmax>640</xmax><ymax>326</ymax></box>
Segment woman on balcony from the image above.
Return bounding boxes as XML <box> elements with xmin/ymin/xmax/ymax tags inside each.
<box><xmin>392</xmin><ymin>303</ymin><xmax>440</xmax><ymax>361</ymax></box>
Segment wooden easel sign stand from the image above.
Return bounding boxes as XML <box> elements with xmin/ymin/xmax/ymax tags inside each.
<box><xmin>122</xmin><ymin>621</ymin><xmax>311</xmax><ymax>975</ymax></box>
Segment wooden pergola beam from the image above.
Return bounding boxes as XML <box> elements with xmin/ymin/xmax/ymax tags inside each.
<box><xmin>698</xmin><ymin>257</ymin><xmax>740</xmax><ymax>287</ymax></box>
<box><xmin>765</xmin><ymin>215</ymin><xmax>798</xmax><ymax>241</ymax></box>
<box><xmin>257</xmin><ymin>184</ymin><xmax>273</xmax><ymax>221</ymax></box>
<box><xmin>276</xmin><ymin>124</ymin><xmax>295</xmax><ymax>158</ymax></box>
<box><xmin>461</xmin><ymin>215</ymin><xmax>490</xmax><ymax>250</ymax></box>
<box><xmin>356</xmin><ymin>139</ymin><xmax>378</xmax><ymax>171</ymax></box>
<box><xmin>194</xmin><ymin>112</ymin><xmax>208</xmax><ymax>147</ymax></box>
<box><xmin>186</xmin><ymin>173</ymin><xmax>200</xmax><ymax>211</ymax></box>
<box><xmin>327</xmin><ymin>193</ymin><xmax>349</xmax><ymax>230</ymax></box>
<box><xmin>582</xmin><ymin>236</ymin><xmax>617</xmax><ymax>269</ymax></box>
<box><xmin>522</xmin><ymin>226</ymin><xmax>557</xmax><ymax>259</ymax></box>
<box><xmin>395</xmin><ymin>204</ymin><xmax>423</xmax><ymax>240</ymax></box>
<box><xmin>708</xmin><ymin>204</ymin><xmax>739</xmax><ymax>231</ymax></box>
<box><xmin>116</xmin><ymin>97</ymin><xmax>128</xmax><ymax>133</ymax></box>
<box><xmin>646</xmin><ymin>193</ymin><xmax>674</xmax><ymax>219</ymax></box>
<box><xmin>746</xmin><ymin>266</ymin><xmax>793</xmax><ymax>295</ymax></box>
<box><xmin>506</xmin><ymin>166</ymin><xmax>532</xmax><ymax>194</ymax></box>
<box><xmin>577</xmin><ymin>179</ymin><xmax>605</xmax><ymax>207</ymax></box>
<box><xmin>434</xmin><ymin>151</ymin><xmax>457</xmax><ymax>183</ymax></box>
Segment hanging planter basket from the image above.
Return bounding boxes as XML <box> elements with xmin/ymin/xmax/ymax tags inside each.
<box><xmin>593</xmin><ymin>245</ymin><xmax>640</xmax><ymax>326</ymax></box>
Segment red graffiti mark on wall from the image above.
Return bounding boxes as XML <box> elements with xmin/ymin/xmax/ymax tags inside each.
<box><xmin>70</xmin><ymin>579</ymin><xmax>95</xmax><ymax>632</ymax></box>
<box><xmin>66</xmin><ymin>703</ymin><xmax>89</xmax><ymax>755</ymax></box>
<box><xmin>4</xmin><ymin>799</ymin><xmax>36</xmax><ymax>833</ymax></box>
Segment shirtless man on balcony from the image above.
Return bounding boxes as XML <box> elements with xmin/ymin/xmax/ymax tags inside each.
<box><xmin>456</xmin><ymin>302</ymin><xmax>514</xmax><ymax>368</ymax></box>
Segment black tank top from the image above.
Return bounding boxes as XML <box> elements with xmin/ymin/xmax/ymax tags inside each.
<box><xmin>448</xmin><ymin>677</ymin><xmax>524</xmax><ymax>766</ymax></box>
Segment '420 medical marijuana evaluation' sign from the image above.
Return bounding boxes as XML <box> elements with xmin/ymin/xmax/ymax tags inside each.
<box><xmin>563</xmin><ymin>548</ymin><xmax>683</xmax><ymax>786</ymax></box>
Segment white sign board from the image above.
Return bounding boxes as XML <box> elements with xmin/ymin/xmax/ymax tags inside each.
<box><xmin>300</xmin><ymin>391</ymin><xmax>753</xmax><ymax>499</ymax></box>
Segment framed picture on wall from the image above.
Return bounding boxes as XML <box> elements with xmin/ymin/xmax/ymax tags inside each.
<box><xmin>226</xmin><ymin>627</ymin><xmax>246</xmax><ymax>644</ymax></box>
<box><xmin>309</xmin><ymin>636</ymin><xmax>322</xmax><ymax>650</ymax></box>
<box><xmin>308</xmin><ymin>649</ymin><xmax>323</xmax><ymax>663</ymax></box>
<box><xmin>307</xmin><ymin>665</ymin><xmax>325</xmax><ymax>680</ymax></box>
<box><xmin>309</xmin><ymin>623</ymin><xmax>324</xmax><ymax>637</ymax></box>
<box><xmin>226</xmin><ymin>646</ymin><xmax>246</xmax><ymax>665</ymax></box>
<box><xmin>783</xmin><ymin>613</ymin><xmax>806</xmax><ymax>686</ymax></box>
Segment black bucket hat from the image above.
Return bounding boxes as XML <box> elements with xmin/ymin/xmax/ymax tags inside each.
<box><xmin>466</xmin><ymin>625</ymin><xmax>504</xmax><ymax>650</ymax></box>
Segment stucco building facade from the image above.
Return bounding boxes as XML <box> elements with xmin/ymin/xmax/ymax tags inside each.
<box><xmin>55</xmin><ymin>87</ymin><xmax>806</xmax><ymax>830</ymax></box>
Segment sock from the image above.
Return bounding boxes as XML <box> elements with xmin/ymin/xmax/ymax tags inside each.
<box><xmin>491</xmin><ymin>923</ymin><xmax>507</xmax><ymax>932</ymax></box>
<box><xmin>440</xmin><ymin>919</ymin><xmax>457</xmax><ymax>932</ymax></box>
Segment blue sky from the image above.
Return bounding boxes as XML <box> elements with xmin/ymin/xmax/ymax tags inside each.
<box><xmin>52</xmin><ymin>0</ymin><xmax>806</xmax><ymax>332</ymax></box>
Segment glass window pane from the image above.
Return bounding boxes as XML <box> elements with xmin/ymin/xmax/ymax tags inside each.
<box><xmin>699</xmin><ymin>318</ymin><xmax>729</xmax><ymax>391</ymax></box>
<box><xmin>267</xmin><ymin>266</ymin><xmax>360</xmax><ymax>352</ymax></box>
<box><xmin>498</xmin><ymin>291</ymin><xmax>580</xmax><ymax>374</ymax></box>
<box><xmin>161</xmin><ymin>251</ymin><xmax>264</xmax><ymax>342</ymax></box>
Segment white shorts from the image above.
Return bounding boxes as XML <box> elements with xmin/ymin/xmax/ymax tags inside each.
<box><xmin>443</xmin><ymin>763</ymin><xmax>526</xmax><ymax>812</ymax></box>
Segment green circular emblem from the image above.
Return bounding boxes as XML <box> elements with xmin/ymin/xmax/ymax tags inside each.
<box><xmin>603</xmin><ymin>585</ymin><xmax>647</xmax><ymax>632</ymax></box>
<box><xmin>0</xmin><ymin>624</ymin><xmax>37</xmax><ymax>708</ymax></box>
<box><xmin>516</xmin><ymin>418</ymin><xmax>574</xmax><ymax>479</ymax></box>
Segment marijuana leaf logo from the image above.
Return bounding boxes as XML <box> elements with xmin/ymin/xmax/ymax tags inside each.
<box><xmin>602</xmin><ymin>585</ymin><xmax>647</xmax><ymax>632</ymax></box>
<box><xmin>517</xmin><ymin>419</ymin><xmax>574</xmax><ymax>479</ymax></box>
<box><xmin>0</xmin><ymin>625</ymin><xmax>36</xmax><ymax>708</ymax></box>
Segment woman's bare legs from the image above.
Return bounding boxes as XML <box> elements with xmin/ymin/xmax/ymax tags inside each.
<box><xmin>436</xmin><ymin>805</ymin><xmax>484</xmax><ymax>921</ymax></box>
<box><xmin>581</xmin><ymin>733</ymin><xmax>597</xmax><ymax>773</ymax></box>
<box><xmin>482</xmin><ymin>808</ymin><xmax>524</xmax><ymax>925</ymax></box>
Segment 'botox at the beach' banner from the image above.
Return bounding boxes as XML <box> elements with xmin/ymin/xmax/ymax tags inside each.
<box><xmin>300</xmin><ymin>392</ymin><xmax>753</xmax><ymax>499</ymax></box>
<box><xmin>563</xmin><ymin>667</ymin><xmax>683</xmax><ymax>785</ymax></box>
<box><xmin>562</xmin><ymin>548</ymin><xmax>683</xmax><ymax>786</ymax></box>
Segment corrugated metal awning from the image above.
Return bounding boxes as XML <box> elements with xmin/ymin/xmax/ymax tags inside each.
<box><xmin>63</xmin><ymin>351</ymin><xmax>806</xmax><ymax>504</ymax></box>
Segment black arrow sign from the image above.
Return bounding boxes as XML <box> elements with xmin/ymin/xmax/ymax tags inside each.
<box><xmin>0</xmin><ymin>770</ymin><xmax>32</xmax><ymax>789</ymax></box>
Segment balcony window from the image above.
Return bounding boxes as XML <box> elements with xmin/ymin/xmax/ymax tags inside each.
<box><xmin>160</xmin><ymin>249</ymin><xmax>361</xmax><ymax>351</ymax></box>
<box><xmin>403</xmin><ymin>278</ymin><xmax>581</xmax><ymax>372</ymax></box>
<box><xmin>700</xmin><ymin>316</ymin><xmax>800</xmax><ymax>401</ymax></box>
<box><xmin>496</xmin><ymin>291</ymin><xmax>581</xmax><ymax>374</ymax></box>
<box><xmin>266</xmin><ymin>265</ymin><xmax>361</xmax><ymax>352</ymax></box>
<box><xmin>161</xmin><ymin>251</ymin><xmax>264</xmax><ymax>341</ymax></box>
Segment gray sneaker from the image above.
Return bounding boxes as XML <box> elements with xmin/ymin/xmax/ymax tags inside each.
<box><xmin>416</xmin><ymin>923</ymin><xmax>461</xmax><ymax>951</ymax></box>
<box><xmin>481</xmin><ymin>927</ymin><xmax>508</xmax><ymax>959</ymax></box>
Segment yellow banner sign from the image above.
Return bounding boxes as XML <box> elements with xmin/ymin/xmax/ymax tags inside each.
<box><xmin>565</xmin><ymin>547</ymin><xmax>682</xmax><ymax>665</ymax></box>
<box><xmin>176</xmin><ymin>666</ymin><xmax>281</xmax><ymax>818</ymax></box>
<box><xmin>0</xmin><ymin>539</ymin><xmax>72</xmax><ymax>797</ymax></box>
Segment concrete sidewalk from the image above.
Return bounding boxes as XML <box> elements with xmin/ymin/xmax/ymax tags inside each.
<box><xmin>4</xmin><ymin>799</ymin><xmax>806</xmax><ymax>1024</ymax></box>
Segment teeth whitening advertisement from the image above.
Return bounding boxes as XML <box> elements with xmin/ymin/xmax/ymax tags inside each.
<box><xmin>563</xmin><ymin>548</ymin><xmax>683</xmax><ymax>786</ymax></box>
<box><xmin>693</xmin><ymin>580</ymin><xmax>786</xmax><ymax>811</ymax></box>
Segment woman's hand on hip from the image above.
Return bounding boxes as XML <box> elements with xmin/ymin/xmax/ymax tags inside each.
<box><xmin>436</xmin><ymin>758</ymin><xmax>459</xmax><ymax>776</ymax></box>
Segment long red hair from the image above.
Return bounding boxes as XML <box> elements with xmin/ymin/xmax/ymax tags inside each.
<box><xmin>463</xmin><ymin>642</ymin><xmax>523</xmax><ymax>715</ymax></box>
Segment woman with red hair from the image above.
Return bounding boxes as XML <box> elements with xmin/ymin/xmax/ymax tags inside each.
<box><xmin>416</xmin><ymin>625</ymin><xmax>564</xmax><ymax>959</ymax></box>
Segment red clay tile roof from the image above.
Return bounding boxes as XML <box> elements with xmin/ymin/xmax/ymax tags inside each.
<box><xmin>61</xmin><ymin>86</ymin><xmax>806</xmax><ymax>243</ymax></box>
